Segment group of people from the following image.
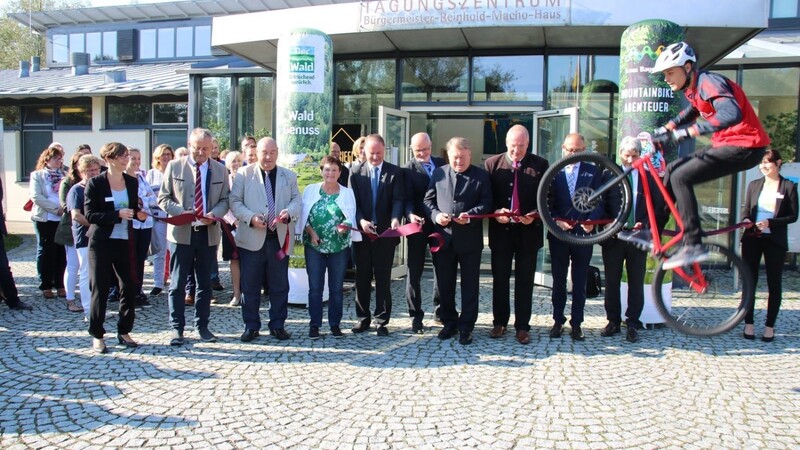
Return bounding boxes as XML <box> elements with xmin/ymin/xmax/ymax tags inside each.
<box><xmin>7</xmin><ymin>40</ymin><xmax>797</xmax><ymax>352</ymax></box>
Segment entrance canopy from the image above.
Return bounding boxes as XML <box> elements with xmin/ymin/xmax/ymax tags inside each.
<box><xmin>213</xmin><ymin>0</ymin><xmax>769</xmax><ymax>71</ymax></box>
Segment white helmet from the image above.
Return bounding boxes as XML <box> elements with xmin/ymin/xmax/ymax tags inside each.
<box><xmin>651</xmin><ymin>42</ymin><xmax>696</xmax><ymax>73</ymax></box>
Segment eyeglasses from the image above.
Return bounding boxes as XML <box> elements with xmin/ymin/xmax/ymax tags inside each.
<box><xmin>563</xmin><ymin>147</ymin><xmax>585</xmax><ymax>153</ymax></box>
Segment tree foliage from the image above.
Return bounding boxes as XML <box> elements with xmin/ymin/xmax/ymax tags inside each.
<box><xmin>762</xmin><ymin>110</ymin><xmax>798</xmax><ymax>162</ymax></box>
<box><xmin>0</xmin><ymin>0</ymin><xmax>89</xmax><ymax>69</ymax></box>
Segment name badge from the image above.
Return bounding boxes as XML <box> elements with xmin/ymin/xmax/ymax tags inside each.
<box><xmin>105</xmin><ymin>196</ymin><xmax>114</xmax><ymax>202</ymax></box>
<box><xmin>776</xmin><ymin>193</ymin><xmax>785</xmax><ymax>199</ymax></box>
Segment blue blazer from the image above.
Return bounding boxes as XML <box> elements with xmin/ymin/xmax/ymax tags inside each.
<box><xmin>548</xmin><ymin>161</ymin><xmax>604</xmax><ymax>225</ymax></box>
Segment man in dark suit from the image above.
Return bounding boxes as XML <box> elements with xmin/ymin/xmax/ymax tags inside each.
<box><xmin>485</xmin><ymin>125</ymin><xmax>549</xmax><ymax>345</ymax></box>
<box><xmin>601</xmin><ymin>136</ymin><xmax>667</xmax><ymax>343</ymax></box>
<box><xmin>349</xmin><ymin>134</ymin><xmax>405</xmax><ymax>336</ymax></box>
<box><xmin>158</xmin><ymin>128</ymin><xmax>230</xmax><ymax>346</ymax></box>
<box><xmin>330</xmin><ymin>142</ymin><xmax>350</xmax><ymax>186</ymax></box>
<box><xmin>546</xmin><ymin>133</ymin><xmax>603</xmax><ymax>341</ymax></box>
<box><xmin>424</xmin><ymin>137</ymin><xmax>492</xmax><ymax>345</ymax></box>
<box><xmin>403</xmin><ymin>132</ymin><xmax>445</xmax><ymax>333</ymax></box>
<box><xmin>0</xmin><ymin>178</ymin><xmax>33</xmax><ymax>311</ymax></box>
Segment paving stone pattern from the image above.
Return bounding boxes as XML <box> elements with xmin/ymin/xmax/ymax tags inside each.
<box><xmin>1</xmin><ymin>232</ymin><xmax>799</xmax><ymax>449</ymax></box>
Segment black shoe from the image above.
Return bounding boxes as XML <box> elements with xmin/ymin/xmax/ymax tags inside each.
<box><xmin>351</xmin><ymin>322</ymin><xmax>371</xmax><ymax>334</ymax></box>
<box><xmin>211</xmin><ymin>281</ymin><xmax>224</xmax><ymax>291</ymax></box>
<box><xmin>743</xmin><ymin>331</ymin><xmax>756</xmax><ymax>340</ymax></box>
<box><xmin>198</xmin><ymin>327</ymin><xmax>217</xmax><ymax>342</ymax></box>
<box><xmin>240</xmin><ymin>329</ymin><xmax>259</xmax><ymax>342</ymax></box>
<box><xmin>149</xmin><ymin>287</ymin><xmax>163</xmax><ymax>296</ymax></box>
<box><xmin>570</xmin><ymin>326</ymin><xmax>585</xmax><ymax>341</ymax></box>
<box><xmin>8</xmin><ymin>301</ymin><xmax>33</xmax><ymax>311</ymax></box>
<box><xmin>309</xmin><ymin>326</ymin><xmax>320</xmax><ymax>340</ymax></box>
<box><xmin>600</xmin><ymin>322</ymin><xmax>621</xmax><ymax>337</ymax></box>
<box><xmin>270</xmin><ymin>328</ymin><xmax>291</xmax><ymax>340</ymax></box>
<box><xmin>117</xmin><ymin>334</ymin><xmax>139</xmax><ymax>348</ymax></box>
<box><xmin>330</xmin><ymin>326</ymin><xmax>344</xmax><ymax>338</ymax></box>
<box><xmin>170</xmin><ymin>329</ymin><xmax>184</xmax><ymax>346</ymax></box>
<box><xmin>459</xmin><ymin>330</ymin><xmax>473</xmax><ymax>345</ymax></box>
<box><xmin>625</xmin><ymin>327</ymin><xmax>640</xmax><ymax>343</ymax></box>
<box><xmin>761</xmin><ymin>334</ymin><xmax>775</xmax><ymax>343</ymax></box>
<box><xmin>549</xmin><ymin>322</ymin><xmax>563</xmax><ymax>339</ymax></box>
<box><xmin>438</xmin><ymin>326</ymin><xmax>458</xmax><ymax>340</ymax></box>
<box><xmin>376</xmin><ymin>325</ymin><xmax>389</xmax><ymax>337</ymax></box>
<box><xmin>136</xmin><ymin>295</ymin><xmax>152</xmax><ymax>309</ymax></box>
<box><xmin>411</xmin><ymin>317</ymin><xmax>424</xmax><ymax>334</ymax></box>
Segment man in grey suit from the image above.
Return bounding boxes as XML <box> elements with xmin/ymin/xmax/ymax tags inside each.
<box><xmin>158</xmin><ymin>128</ymin><xmax>230</xmax><ymax>345</ymax></box>
<box><xmin>424</xmin><ymin>137</ymin><xmax>492</xmax><ymax>345</ymax></box>
<box><xmin>230</xmin><ymin>137</ymin><xmax>301</xmax><ymax>342</ymax></box>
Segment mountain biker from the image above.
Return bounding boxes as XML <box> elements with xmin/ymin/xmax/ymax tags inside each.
<box><xmin>651</xmin><ymin>41</ymin><xmax>770</xmax><ymax>269</ymax></box>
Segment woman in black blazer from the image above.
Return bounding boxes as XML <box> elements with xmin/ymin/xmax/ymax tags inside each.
<box><xmin>741</xmin><ymin>149</ymin><xmax>798</xmax><ymax>342</ymax></box>
<box><xmin>84</xmin><ymin>142</ymin><xmax>146</xmax><ymax>353</ymax></box>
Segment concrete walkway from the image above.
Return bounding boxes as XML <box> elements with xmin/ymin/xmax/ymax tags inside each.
<box><xmin>1</xmin><ymin>226</ymin><xmax>799</xmax><ymax>449</ymax></box>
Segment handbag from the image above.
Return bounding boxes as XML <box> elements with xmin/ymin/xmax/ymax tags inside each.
<box><xmin>23</xmin><ymin>199</ymin><xmax>33</xmax><ymax>212</ymax></box>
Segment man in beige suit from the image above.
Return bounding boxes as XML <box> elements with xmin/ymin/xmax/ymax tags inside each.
<box><xmin>230</xmin><ymin>137</ymin><xmax>301</xmax><ymax>342</ymax></box>
<box><xmin>158</xmin><ymin>128</ymin><xmax>230</xmax><ymax>346</ymax></box>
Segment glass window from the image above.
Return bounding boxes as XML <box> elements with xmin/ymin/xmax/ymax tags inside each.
<box><xmin>772</xmin><ymin>0</ymin><xmax>798</xmax><ymax>18</ymax></box>
<box><xmin>69</xmin><ymin>33</ymin><xmax>85</xmax><ymax>54</ymax></box>
<box><xmin>23</xmin><ymin>106</ymin><xmax>54</xmax><ymax>125</ymax></box>
<box><xmin>153</xmin><ymin>103</ymin><xmax>188</xmax><ymax>124</ymax></box>
<box><xmin>200</xmin><ymin>77</ymin><xmax>232</xmax><ymax>144</ymax></box>
<box><xmin>176</xmin><ymin>27</ymin><xmax>194</xmax><ymax>58</ymax></box>
<box><xmin>0</xmin><ymin>106</ymin><xmax>19</xmax><ymax>128</ymax></box>
<box><xmin>22</xmin><ymin>130</ymin><xmax>53</xmax><ymax>181</ymax></box>
<box><xmin>195</xmin><ymin>26</ymin><xmax>212</xmax><ymax>56</ymax></box>
<box><xmin>473</xmin><ymin>55</ymin><xmax>544</xmax><ymax>102</ymax></box>
<box><xmin>103</xmin><ymin>31</ymin><xmax>117</xmax><ymax>61</ymax></box>
<box><xmin>336</xmin><ymin>59</ymin><xmax>396</xmax><ymax>123</ymax></box>
<box><xmin>402</xmin><ymin>57</ymin><xmax>468</xmax><ymax>102</ymax></box>
<box><xmin>547</xmin><ymin>55</ymin><xmax>620</xmax><ymax>110</ymax></box>
<box><xmin>86</xmin><ymin>32</ymin><xmax>102</xmax><ymax>62</ymax></box>
<box><xmin>237</xmin><ymin>76</ymin><xmax>273</xmax><ymax>147</ymax></box>
<box><xmin>743</xmin><ymin>67</ymin><xmax>800</xmax><ymax>162</ymax></box>
<box><xmin>52</xmin><ymin>34</ymin><xmax>68</xmax><ymax>64</ymax></box>
<box><xmin>108</xmin><ymin>102</ymin><xmax>149</xmax><ymax>126</ymax></box>
<box><xmin>153</xmin><ymin>129</ymin><xmax>188</xmax><ymax>151</ymax></box>
<box><xmin>57</xmin><ymin>104</ymin><xmax>91</xmax><ymax>127</ymax></box>
<box><xmin>140</xmin><ymin>29</ymin><xmax>156</xmax><ymax>59</ymax></box>
<box><xmin>158</xmin><ymin>28</ymin><xmax>175</xmax><ymax>58</ymax></box>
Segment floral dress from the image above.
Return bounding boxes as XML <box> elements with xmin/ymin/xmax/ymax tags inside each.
<box><xmin>303</xmin><ymin>189</ymin><xmax>350</xmax><ymax>254</ymax></box>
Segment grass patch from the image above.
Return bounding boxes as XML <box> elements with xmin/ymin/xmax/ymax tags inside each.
<box><xmin>4</xmin><ymin>234</ymin><xmax>22</xmax><ymax>251</ymax></box>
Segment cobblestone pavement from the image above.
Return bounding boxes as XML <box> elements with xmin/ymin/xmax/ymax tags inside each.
<box><xmin>1</xmin><ymin>230</ymin><xmax>799</xmax><ymax>449</ymax></box>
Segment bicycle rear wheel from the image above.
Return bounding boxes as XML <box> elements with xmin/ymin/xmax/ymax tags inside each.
<box><xmin>536</xmin><ymin>152</ymin><xmax>631</xmax><ymax>246</ymax></box>
<box><xmin>652</xmin><ymin>243</ymin><xmax>754</xmax><ymax>336</ymax></box>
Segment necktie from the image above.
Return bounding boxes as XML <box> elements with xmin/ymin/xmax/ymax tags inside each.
<box><xmin>566</xmin><ymin>165</ymin><xmax>577</xmax><ymax>197</ymax></box>
<box><xmin>264</xmin><ymin>170</ymin><xmax>276</xmax><ymax>230</ymax></box>
<box><xmin>510</xmin><ymin>161</ymin><xmax>520</xmax><ymax>217</ymax></box>
<box><xmin>424</xmin><ymin>162</ymin><xmax>433</xmax><ymax>177</ymax></box>
<box><xmin>627</xmin><ymin>172</ymin><xmax>636</xmax><ymax>228</ymax></box>
<box><xmin>194</xmin><ymin>164</ymin><xmax>203</xmax><ymax>216</ymax></box>
<box><xmin>371</xmin><ymin>166</ymin><xmax>379</xmax><ymax>220</ymax></box>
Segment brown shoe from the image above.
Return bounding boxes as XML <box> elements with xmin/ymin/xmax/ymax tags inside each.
<box><xmin>57</xmin><ymin>288</ymin><xmax>67</xmax><ymax>298</ymax></box>
<box><xmin>42</xmin><ymin>290</ymin><xmax>55</xmax><ymax>299</ymax></box>
<box><xmin>66</xmin><ymin>300</ymin><xmax>83</xmax><ymax>313</ymax></box>
<box><xmin>185</xmin><ymin>294</ymin><xmax>195</xmax><ymax>306</ymax></box>
<box><xmin>489</xmin><ymin>325</ymin><xmax>507</xmax><ymax>338</ymax></box>
<box><xmin>516</xmin><ymin>330</ymin><xmax>531</xmax><ymax>345</ymax></box>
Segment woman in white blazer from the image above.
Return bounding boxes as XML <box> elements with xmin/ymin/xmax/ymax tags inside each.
<box><xmin>29</xmin><ymin>144</ymin><xmax>67</xmax><ymax>299</ymax></box>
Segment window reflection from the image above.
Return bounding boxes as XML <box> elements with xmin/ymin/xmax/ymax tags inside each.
<box><xmin>743</xmin><ymin>67</ymin><xmax>800</xmax><ymax>162</ymax></box>
<box><xmin>200</xmin><ymin>77</ymin><xmax>232</xmax><ymax>144</ymax></box>
<box><xmin>103</xmin><ymin>31</ymin><xmax>117</xmax><ymax>61</ymax></box>
<box><xmin>237</xmin><ymin>76</ymin><xmax>274</xmax><ymax>143</ymax></box>
<box><xmin>52</xmin><ymin>34</ymin><xmax>68</xmax><ymax>64</ymax></box>
<box><xmin>473</xmin><ymin>55</ymin><xmax>543</xmax><ymax>102</ymax></box>
<box><xmin>153</xmin><ymin>103</ymin><xmax>188</xmax><ymax>124</ymax></box>
<box><xmin>195</xmin><ymin>26</ymin><xmax>212</xmax><ymax>56</ymax></box>
<box><xmin>86</xmin><ymin>32</ymin><xmax>102</xmax><ymax>62</ymax></box>
<box><xmin>158</xmin><ymin>28</ymin><xmax>175</xmax><ymax>58</ymax></box>
<box><xmin>402</xmin><ymin>57</ymin><xmax>468</xmax><ymax>102</ymax></box>
<box><xmin>547</xmin><ymin>55</ymin><xmax>620</xmax><ymax>109</ymax></box>
<box><xmin>176</xmin><ymin>27</ymin><xmax>193</xmax><ymax>58</ymax></box>
<box><xmin>140</xmin><ymin>29</ymin><xmax>156</xmax><ymax>59</ymax></box>
<box><xmin>108</xmin><ymin>102</ymin><xmax>149</xmax><ymax>126</ymax></box>
<box><xmin>69</xmin><ymin>33</ymin><xmax>84</xmax><ymax>54</ymax></box>
<box><xmin>336</xmin><ymin>59</ymin><xmax>396</xmax><ymax>123</ymax></box>
<box><xmin>58</xmin><ymin>104</ymin><xmax>92</xmax><ymax>127</ymax></box>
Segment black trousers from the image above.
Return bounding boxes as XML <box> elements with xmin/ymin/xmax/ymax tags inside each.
<box><xmin>664</xmin><ymin>146</ymin><xmax>765</xmax><ymax>246</ymax></box>
<box><xmin>35</xmin><ymin>220</ymin><xmax>66</xmax><ymax>290</ymax></box>
<box><xmin>742</xmin><ymin>235</ymin><xmax>786</xmax><ymax>327</ymax></box>
<box><xmin>490</xmin><ymin>227</ymin><xmax>538</xmax><ymax>332</ymax></box>
<box><xmin>88</xmin><ymin>238</ymin><xmax>136</xmax><ymax>338</ymax></box>
<box><xmin>0</xmin><ymin>232</ymin><xmax>22</xmax><ymax>306</ymax></box>
<box><xmin>405</xmin><ymin>232</ymin><xmax>440</xmax><ymax>320</ymax></box>
<box><xmin>132</xmin><ymin>227</ymin><xmax>152</xmax><ymax>295</ymax></box>
<box><xmin>353</xmin><ymin>239</ymin><xmax>397</xmax><ymax>326</ymax></box>
<box><xmin>601</xmin><ymin>237</ymin><xmax>647</xmax><ymax>328</ymax></box>
<box><xmin>433</xmin><ymin>245</ymin><xmax>481</xmax><ymax>333</ymax></box>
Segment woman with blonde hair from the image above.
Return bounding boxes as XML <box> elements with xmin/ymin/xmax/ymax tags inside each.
<box><xmin>30</xmin><ymin>145</ymin><xmax>67</xmax><ymax>299</ymax></box>
<box><xmin>223</xmin><ymin>150</ymin><xmax>244</xmax><ymax>306</ymax></box>
<box><xmin>146</xmin><ymin>143</ymin><xmax>174</xmax><ymax>296</ymax></box>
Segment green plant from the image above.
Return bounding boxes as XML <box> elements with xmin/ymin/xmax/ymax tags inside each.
<box><xmin>762</xmin><ymin>110</ymin><xmax>798</xmax><ymax>162</ymax></box>
<box><xmin>288</xmin><ymin>241</ymin><xmax>306</xmax><ymax>269</ymax></box>
<box><xmin>3</xmin><ymin>234</ymin><xmax>22</xmax><ymax>251</ymax></box>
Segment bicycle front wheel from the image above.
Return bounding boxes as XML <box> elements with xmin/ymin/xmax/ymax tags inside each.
<box><xmin>652</xmin><ymin>243</ymin><xmax>754</xmax><ymax>336</ymax></box>
<box><xmin>536</xmin><ymin>152</ymin><xmax>631</xmax><ymax>246</ymax></box>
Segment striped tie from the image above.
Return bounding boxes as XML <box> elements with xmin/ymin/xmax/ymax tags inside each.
<box><xmin>264</xmin><ymin>171</ymin><xmax>276</xmax><ymax>231</ymax></box>
<box><xmin>194</xmin><ymin>164</ymin><xmax>203</xmax><ymax>216</ymax></box>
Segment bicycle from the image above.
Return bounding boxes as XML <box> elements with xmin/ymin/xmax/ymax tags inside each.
<box><xmin>535</xmin><ymin>135</ymin><xmax>754</xmax><ymax>336</ymax></box>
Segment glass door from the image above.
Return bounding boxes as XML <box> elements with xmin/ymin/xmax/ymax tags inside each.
<box><xmin>378</xmin><ymin>106</ymin><xmax>410</xmax><ymax>278</ymax></box>
<box><xmin>532</xmin><ymin>107</ymin><xmax>579</xmax><ymax>288</ymax></box>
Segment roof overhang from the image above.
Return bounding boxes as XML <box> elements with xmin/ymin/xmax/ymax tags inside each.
<box><xmin>212</xmin><ymin>0</ymin><xmax>769</xmax><ymax>71</ymax></box>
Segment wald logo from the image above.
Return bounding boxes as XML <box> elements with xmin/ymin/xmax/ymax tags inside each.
<box><xmin>290</xmin><ymin>46</ymin><xmax>315</xmax><ymax>73</ymax></box>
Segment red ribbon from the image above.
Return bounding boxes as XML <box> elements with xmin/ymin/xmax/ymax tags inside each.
<box><xmin>151</xmin><ymin>212</ymin><xmax>239</xmax><ymax>260</ymax></box>
<box><xmin>337</xmin><ymin>222</ymin><xmax>423</xmax><ymax>241</ymax></box>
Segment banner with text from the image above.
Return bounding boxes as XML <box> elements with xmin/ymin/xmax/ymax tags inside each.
<box><xmin>359</xmin><ymin>0</ymin><xmax>569</xmax><ymax>31</ymax></box>
<box><xmin>276</xmin><ymin>29</ymin><xmax>333</xmax><ymax>166</ymax></box>
<box><xmin>618</xmin><ymin>19</ymin><xmax>684</xmax><ymax>162</ymax></box>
